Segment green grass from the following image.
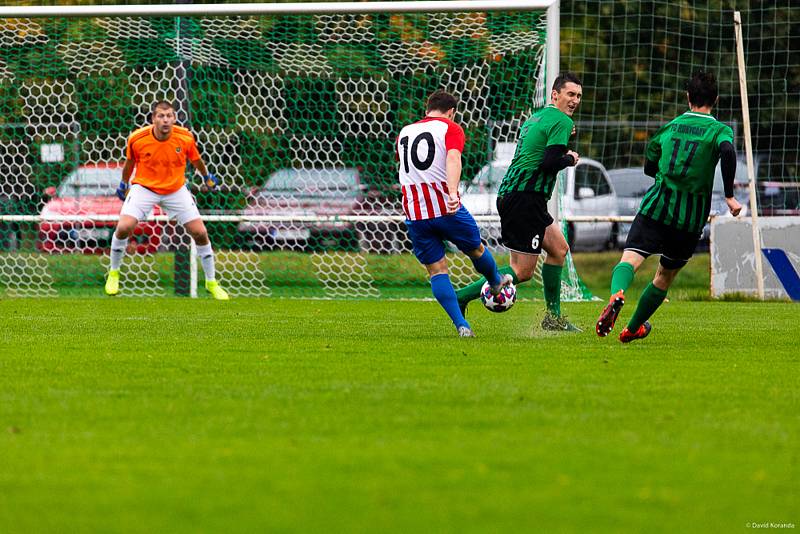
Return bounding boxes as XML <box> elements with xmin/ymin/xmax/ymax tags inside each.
<box><xmin>1</xmin><ymin>297</ymin><xmax>797</xmax><ymax>533</ymax></box>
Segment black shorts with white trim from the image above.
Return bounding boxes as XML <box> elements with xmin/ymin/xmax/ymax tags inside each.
<box><xmin>497</xmin><ymin>191</ymin><xmax>554</xmax><ymax>255</ymax></box>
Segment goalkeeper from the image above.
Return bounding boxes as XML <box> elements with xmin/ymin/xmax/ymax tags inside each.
<box><xmin>104</xmin><ymin>100</ymin><xmax>229</xmax><ymax>300</ymax></box>
<box><xmin>595</xmin><ymin>71</ymin><xmax>742</xmax><ymax>342</ymax></box>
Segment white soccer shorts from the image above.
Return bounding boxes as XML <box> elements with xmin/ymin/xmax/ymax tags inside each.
<box><xmin>121</xmin><ymin>184</ymin><xmax>202</xmax><ymax>226</ymax></box>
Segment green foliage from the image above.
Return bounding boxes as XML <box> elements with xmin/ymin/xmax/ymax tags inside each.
<box><xmin>324</xmin><ymin>44</ymin><xmax>386</xmax><ymax>76</ymax></box>
<box><xmin>561</xmin><ymin>1</ymin><xmax>799</xmax><ymax>170</ymax></box>
<box><xmin>237</xmin><ymin>131</ymin><xmax>292</xmax><ymax>187</ymax></box>
<box><xmin>263</xmin><ymin>14</ymin><xmax>316</xmax><ymax>42</ymax></box>
<box><xmin>214</xmin><ymin>38</ymin><xmax>277</xmax><ymax>71</ymax></box>
<box><xmin>73</xmin><ymin>72</ymin><xmax>137</xmax><ymax>136</ymax></box>
<box><xmin>281</xmin><ymin>77</ymin><xmax>340</xmax><ymax>138</ymax></box>
<box><xmin>0</xmin><ymin>44</ymin><xmax>67</xmax><ymax>79</ymax></box>
<box><xmin>341</xmin><ymin>136</ymin><xmax>395</xmax><ymax>189</ymax></box>
<box><xmin>462</xmin><ymin>126</ymin><xmax>490</xmax><ymax>181</ymax></box>
<box><xmin>38</xmin><ymin>17</ymin><xmax>108</xmax><ymax>42</ymax></box>
<box><xmin>0</xmin><ymin>83</ymin><xmax>25</xmax><ymax>125</ymax></box>
<box><xmin>189</xmin><ymin>67</ymin><xmax>237</xmax><ymax>130</ymax></box>
<box><xmin>441</xmin><ymin>37</ymin><xmax>488</xmax><ymax>68</ymax></box>
<box><xmin>487</xmin><ymin>49</ymin><xmax>540</xmax><ymax>121</ymax></box>
<box><xmin>389</xmin><ymin>71</ymin><xmax>440</xmax><ymax>129</ymax></box>
<box><xmin>116</xmin><ymin>38</ymin><xmax>178</xmax><ymax>67</ymax></box>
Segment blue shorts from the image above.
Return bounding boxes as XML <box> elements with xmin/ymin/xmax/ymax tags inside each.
<box><xmin>404</xmin><ymin>206</ymin><xmax>483</xmax><ymax>265</ymax></box>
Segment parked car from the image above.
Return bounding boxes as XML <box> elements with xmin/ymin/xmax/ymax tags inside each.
<box><xmin>238</xmin><ymin>167</ymin><xmax>365</xmax><ymax>251</ymax></box>
<box><xmin>607</xmin><ymin>167</ymin><xmax>652</xmax><ymax>247</ymax></box>
<box><xmin>757</xmin><ymin>181</ymin><xmax>800</xmax><ymax>216</ymax></box>
<box><xmin>38</xmin><ymin>163</ymin><xmax>163</xmax><ymax>254</ymax></box>
<box><xmin>750</xmin><ymin>152</ymin><xmax>799</xmax><ymax>216</ymax></box>
<box><xmin>461</xmin><ymin>146</ymin><xmax>619</xmax><ymax>251</ymax></box>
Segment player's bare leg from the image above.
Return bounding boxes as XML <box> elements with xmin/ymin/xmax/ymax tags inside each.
<box><xmin>184</xmin><ymin>218</ymin><xmax>229</xmax><ymax>300</ymax></box>
<box><xmin>105</xmin><ymin>214</ymin><xmax>139</xmax><ymax>296</ymax></box>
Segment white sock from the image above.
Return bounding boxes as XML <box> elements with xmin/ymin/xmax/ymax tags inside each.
<box><xmin>110</xmin><ymin>235</ymin><xmax>128</xmax><ymax>270</ymax></box>
<box><xmin>196</xmin><ymin>243</ymin><xmax>215</xmax><ymax>281</ymax></box>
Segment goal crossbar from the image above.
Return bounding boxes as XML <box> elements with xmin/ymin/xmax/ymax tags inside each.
<box><xmin>0</xmin><ymin>1</ymin><xmax>556</xmax><ymax>18</ymax></box>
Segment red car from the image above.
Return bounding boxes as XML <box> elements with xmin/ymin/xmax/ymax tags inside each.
<box><xmin>38</xmin><ymin>163</ymin><xmax>163</xmax><ymax>254</ymax></box>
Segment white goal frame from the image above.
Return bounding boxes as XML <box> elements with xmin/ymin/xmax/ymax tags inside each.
<box><xmin>0</xmin><ymin>0</ymin><xmax>561</xmax><ymax>298</ymax></box>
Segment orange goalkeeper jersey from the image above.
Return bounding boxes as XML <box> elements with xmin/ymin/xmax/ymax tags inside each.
<box><xmin>125</xmin><ymin>125</ymin><xmax>201</xmax><ymax>195</ymax></box>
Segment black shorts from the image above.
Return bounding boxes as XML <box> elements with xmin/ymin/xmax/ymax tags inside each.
<box><xmin>625</xmin><ymin>213</ymin><xmax>701</xmax><ymax>269</ymax></box>
<box><xmin>497</xmin><ymin>191</ymin><xmax>554</xmax><ymax>255</ymax></box>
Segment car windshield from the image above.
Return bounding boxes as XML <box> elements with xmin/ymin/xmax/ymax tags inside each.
<box><xmin>466</xmin><ymin>162</ymin><xmax>509</xmax><ymax>194</ymax></box>
<box><xmin>608</xmin><ymin>169</ymin><xmax>651</xmax><ymax>197</ymax></box>
<box><xmin>261</xmin><ymin>168</ymin><xmax>359</xmax><ymax>195</ymax></box>
<box><xmin>57</xmin><ymin>167</ymin><xmax>122</xmax><ymax>197</ymax></box>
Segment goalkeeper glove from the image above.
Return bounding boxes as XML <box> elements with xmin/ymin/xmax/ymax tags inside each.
<box><xmin>203</xmin><ymin>174</ymin><xmax>220</xmax><ymax>191</ymax></box>
<box><xmin>115</xmin><ymin>181</ymin><xmax>129</xmax><ymax>200</ymax></box>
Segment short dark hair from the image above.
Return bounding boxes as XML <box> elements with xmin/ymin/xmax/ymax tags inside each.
<box><xmin>426</xmin><ymin>90</ymin><xmax>458</xmax><ymax>113</ymax></box>
<box><xmin>552</xmin><ymin>72</ymin><xmax>582</xmax><ymax>93</ymax></box>
<box><xmin>686</xmin><ymin>70</ymin><xmax>718</xmax><ymax>108</ymax></box>
<box><xmin>152</xmin><ymin>100</ymin><xmax>175</xmax><ymax>114</ymax></box>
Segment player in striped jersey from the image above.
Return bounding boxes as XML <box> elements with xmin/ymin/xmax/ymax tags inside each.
<box><xmin>456</xmin><ymin>73</ymin><xmax>583</xmax><ymax>332</ymax></box>
<box><xmin>104</xmin><ymin>100</ymin><xmax>229</xmax><ymax>300</ymax></box>
<box><xmin>397</xmin><ymin>90</ymin><xmax>511</xmax><ymax>338</ymax></box>
<box><xmin>596</xmin><ymin>71</ymin><xmax>742</xmax><ymax>342</ymax></box>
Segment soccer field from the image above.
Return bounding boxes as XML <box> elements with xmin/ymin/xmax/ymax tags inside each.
<box><xmin>1</xmin><ymin>297</ymin><xmax>797</xmax><ymax>533</ymax></box>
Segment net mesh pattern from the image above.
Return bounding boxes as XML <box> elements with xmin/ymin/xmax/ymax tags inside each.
<box><xmin>0</xmin><ymin>5</ymin><xmax>595</xmax><ymax>302</ymax></box>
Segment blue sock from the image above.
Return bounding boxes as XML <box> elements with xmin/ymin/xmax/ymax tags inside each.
<box><xmin>470</xmin><ymin>248</ymin><xmax>502</xmax><ymax>287</ymax></box>
<box><xmin>430</xmin><ymin>273</ymin><xmax>469</xmax><ymax>330</ymax></box>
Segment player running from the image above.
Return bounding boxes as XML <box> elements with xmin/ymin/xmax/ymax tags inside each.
<box><xmin>104</xmin><ymin>100</ymin><xmax>230</xmax><ymax>300</ymax></box>
<box><xmin>456</xmin><ymin>72</ymin><xmax>583</xmax><ymax>332</ymax></box>
<box><xmin>595</xmin><ymin>70</ymin><xmax>742</xmax><ymax>342</ymax></box>
<box><xmin>397</xmin><ymin>90</ymin><xmax>511</xmax><ymax>337</ymax></box>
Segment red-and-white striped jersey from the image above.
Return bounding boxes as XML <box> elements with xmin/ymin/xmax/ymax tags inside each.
<box><xmin>396</xmin><ymin>116</ymin><xmax>465</xmax><ymax>220</ymax></box>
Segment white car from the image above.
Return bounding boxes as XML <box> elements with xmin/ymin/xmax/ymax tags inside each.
<box><xmin>461</xmin><ymin>147</ymin><xmax>619</xmax><ymax>251</ymax></box>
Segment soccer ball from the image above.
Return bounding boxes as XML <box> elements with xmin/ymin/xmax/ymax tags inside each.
<box><xmin>480</xmin><ymin>280</ymin><xmax>517</xmax><ymax>313</ymax></box>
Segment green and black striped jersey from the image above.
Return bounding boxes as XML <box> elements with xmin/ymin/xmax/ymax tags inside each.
<box><xmin>498</xmin><ymin>105</ymin><xmax>573</xmax><ymax>199</ymax></box>
<box><xmin>639</xmin><ymin>111</ymin><xmax>734</xmax><ymax>233</ymax></box>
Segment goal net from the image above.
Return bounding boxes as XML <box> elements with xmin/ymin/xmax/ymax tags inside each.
<box><xmin>1</xmin><ymin>1</ymin><xmax>599</xmax><ymax>301</ymax></box>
